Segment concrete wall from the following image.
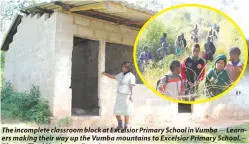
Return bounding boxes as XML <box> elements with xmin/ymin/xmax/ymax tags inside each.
<box><xmin>4</xmin><ymin>13</ymin><xmax>56</xmax><ymax>110</ymax></box>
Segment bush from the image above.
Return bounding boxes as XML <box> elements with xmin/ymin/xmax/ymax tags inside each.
<box><xmin>1</xmin><ymin>82</ymin><xmax>50</xmax><ymax>124</ymax></box>
<box><xmin>1</xmin><ymin>52</ymin><xmax>5</xmax><ymax>88</ymax></box>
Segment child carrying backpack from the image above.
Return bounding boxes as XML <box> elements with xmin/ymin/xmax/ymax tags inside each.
<box><xmin>156</xmin><ymin>60</ymin><xmax>185</xmax><ymax>98</ymax></box>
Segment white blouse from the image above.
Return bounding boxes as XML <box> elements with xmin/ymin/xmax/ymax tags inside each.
<box><xmin>115</xmin><ymin>72</ymin><xmax>136</xmax><ymax>95</ymax></box>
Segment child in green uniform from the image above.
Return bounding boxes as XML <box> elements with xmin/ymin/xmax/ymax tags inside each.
<box><xmin>205</xmin><ymin>54</ymin><xmax>231</xmax><ymax>97</ymax></box>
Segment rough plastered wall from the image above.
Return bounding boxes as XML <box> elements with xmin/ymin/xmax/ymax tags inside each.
<box><xmin>52</xmin><ymin>12</ymin><xmax>178</xmax><ymax>120</ymax></box>
<box><xmin>3</xmin><ymin>13</ymin><xmax>56</xmax><ymax>109</ymax></box>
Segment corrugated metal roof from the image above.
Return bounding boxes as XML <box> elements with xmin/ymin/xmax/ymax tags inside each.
<box><xmin>24</xmin><ymin>1</ymin><xmax>156</xmax><ymax>14</ymax></box>
<box><xmin>22</xmin><ymin>1</ymin><xmax>156</xmax><ymax>26</ymax></box>
<box><xmin>1</xmin><ymin>1</ymin><xmax>156</xmax><ymax>51</ymax></box>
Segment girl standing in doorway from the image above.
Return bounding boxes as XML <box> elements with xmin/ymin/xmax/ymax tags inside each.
<box><xmin>102</xmin><ymin>62</ymin><xmax>136</xmax><ymax>129</ymax></box>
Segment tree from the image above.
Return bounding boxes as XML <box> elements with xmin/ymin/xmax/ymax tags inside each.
<box><xmin>2</xmin><ymin>0</ymin><xmax>39</xmax><ymax>20</ymax></box>
<box><xmin>1</xmin><ymin>0</ymin><xmax>40</xmax><ymax>32</ymax></box>
<box><xmin>135</xmin><ymin>0</ymin><xmax>164</xmax><ymax>12</ymax></box>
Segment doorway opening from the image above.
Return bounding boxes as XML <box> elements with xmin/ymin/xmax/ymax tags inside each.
<box><xmin>71</xmin><ymin>36</ymin><xmax>99</xmax><ymax>116</ymax></box>
<box><xmin>178</xmin><ymin>103</ymin><xmax>192</xmax><ymax>113</ymax></box>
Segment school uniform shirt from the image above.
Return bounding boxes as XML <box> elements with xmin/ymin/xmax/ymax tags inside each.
<box><xmin>225</xmin><ymin>60</ymin><xmax>243</xmax><ymax>82</ymax></box>
<box><xmin>160</xmin><ymin>37</ymin><xmax>166</xmax><ymax>45</ymax></box>
<box><xmin>181</xmin><ymin>56</ymin><xmax>206</xmax><ymax>83</ymax></box>
<box><xmin>115</xmin><ymin>72</ymin><xmax>136</xmax><ymax>95</ymax></box>
<box><xmin>139</xmin><ymin>51</ymin><xmax>152</xmax><ymax>62</ymax></box>
<box><xmin>205</xmin><ymin>68</ymin><xmax>231</xmax><ymax>96</ymax></box>
<box><xmin>159</xmin><ymin>72</ymin><xmax>184</xmax><ymax>98</ymax></box>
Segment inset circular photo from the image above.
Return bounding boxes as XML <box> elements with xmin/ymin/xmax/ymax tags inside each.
<box><xmin>134</xmin><ymin>4</ymin><xmax>248</xmax><ymax>104</ymax></box>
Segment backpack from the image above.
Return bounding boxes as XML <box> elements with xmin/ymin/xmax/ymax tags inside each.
<box><xmin>156</xmin><ymin>75</ymin><xmax>168</xmax><ymax>90</ymax></box>
<box><xmin>156</xmin><ymin>75</ymin><xmax>183</xmax><ymax>91</ymax></box>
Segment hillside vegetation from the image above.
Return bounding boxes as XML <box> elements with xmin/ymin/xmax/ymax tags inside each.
<box><xmin>136</xmin><ymin>8</ymin><xmax>247</xmax><ymax>99</ymax></box>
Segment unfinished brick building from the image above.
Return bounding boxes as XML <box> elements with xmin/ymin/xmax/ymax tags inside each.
<box><xmin>1</xmin><ymin>1</ymin><xmax>248</xmax><ymax>126</ymax></box>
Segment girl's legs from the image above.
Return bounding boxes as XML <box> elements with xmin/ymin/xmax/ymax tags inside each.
<box><xmin>116</xmin><ymin>115</ymin><xmax>123</xmax><ymax>129</ymax></box>
<box><xmin>124</xmin><ymin>116</ymin><xmax>129</xmax><ymax>128</ymax></box>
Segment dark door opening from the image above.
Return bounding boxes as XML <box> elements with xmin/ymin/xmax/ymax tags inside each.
<box><xmin>105</xmin><ymin>42</ymin><xmax>142</xmax><ymax>84</ymax></box>
<box><xmin>178</xmin><ymin>103</ymin><xmax>192</xmax><ymax>113</ymax></box>
<box><xmin>71</xmin><ymin>37</ymin><xmax>99</xmax><ymax>116</ymax></box>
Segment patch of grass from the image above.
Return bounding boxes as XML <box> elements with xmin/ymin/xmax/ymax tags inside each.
<box><xmin>1</xmin><ymin>82</ymin><xmax>50</xmax><ymax>124</ymax></box>
<box><xmin>56</xmin><ymin>117</ymin><xmax>72</xmax><ymax>127</ymax></box>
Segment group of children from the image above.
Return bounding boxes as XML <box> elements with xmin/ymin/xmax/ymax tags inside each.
<box><xmin>156</xmin><ymin>44</ymin><xmax>243</xmax><ymax>98</ymax></box>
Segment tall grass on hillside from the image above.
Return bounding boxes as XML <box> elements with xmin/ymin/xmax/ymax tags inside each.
<box><xmin>136</xmin><ymin>7</ymin><xmax>246</xmax><ymax>99</ymax></box>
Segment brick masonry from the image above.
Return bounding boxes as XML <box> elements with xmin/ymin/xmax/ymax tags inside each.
<box><xmin>4</xmin><ymin>11</ymin><xmax>249</xmax><ymax>124</ymax></box>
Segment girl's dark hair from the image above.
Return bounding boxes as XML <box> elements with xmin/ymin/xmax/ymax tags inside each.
<box><xmin>121</xmin><ymin>62</ymin><xmax>133</xmax><ymax>72</ymax></box>
<box><xmin>169</xmin><ymin>60</ymin><xmax>181</xmax><ymax>72</ymax></box>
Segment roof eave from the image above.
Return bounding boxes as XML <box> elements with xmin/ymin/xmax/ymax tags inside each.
<box><xmin>1</xmin><ymin>14</ymin><xmax>23</xmax><ymax>51</ymax></box>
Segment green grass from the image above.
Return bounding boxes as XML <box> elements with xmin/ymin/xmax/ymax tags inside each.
<box><xmin>1</xmin><ymin>82</ymin><xmax>50</xmax><ymax>124</ymax></box>
<box><xmin>56</xmin><ymin>117</ymin><xmax>73</xmax><ymax>127</ymax></box>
